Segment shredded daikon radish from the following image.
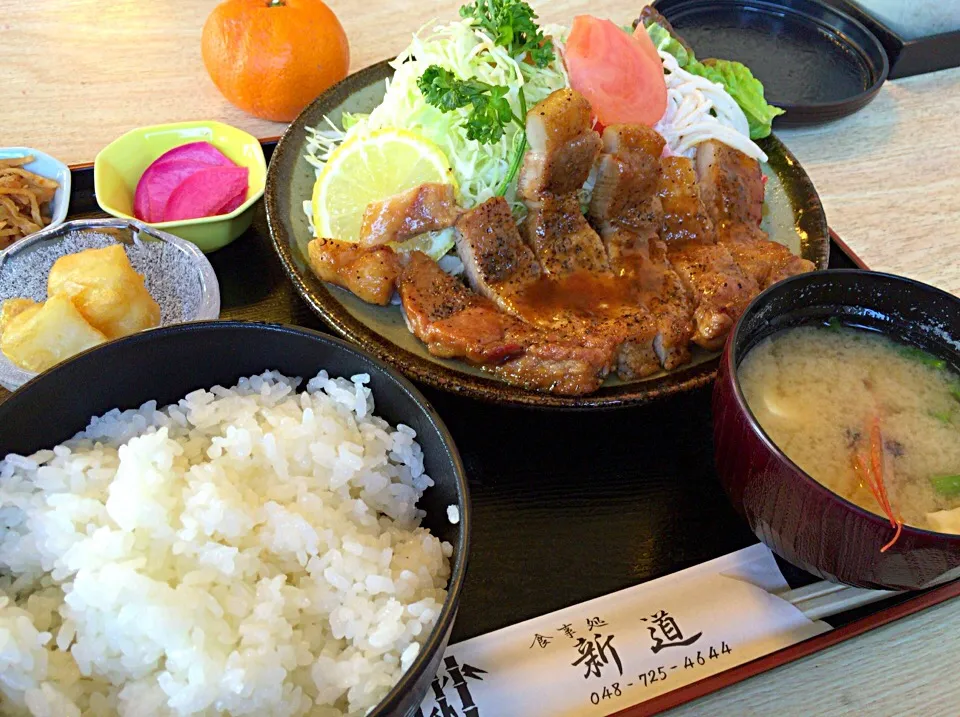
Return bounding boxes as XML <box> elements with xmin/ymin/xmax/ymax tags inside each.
<box><xmin>654</xmin><ymin>51</ymin><xmax>768</xmax><ymax>163</ymax></box>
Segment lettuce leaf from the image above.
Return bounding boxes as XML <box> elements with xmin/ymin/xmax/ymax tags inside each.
<box><xmin>645</xmin><ymin>21</ymin><xmax>783</xmax><ymax>139</ymax></box>
<box><xmin>687</xmin><ymin>59</ymin><xmax>785</xmax><ymax>139</ymax></box>
<box><xmin>645</xmin><ymin>21</ymin><xmax>690</xmax><ymax>67</ymax></box>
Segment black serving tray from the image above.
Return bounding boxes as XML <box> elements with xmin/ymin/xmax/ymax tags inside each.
<box><xmin>6</xmin><ymin>144</ymin><xmax>959</xmax><ymax>715</ymax></box>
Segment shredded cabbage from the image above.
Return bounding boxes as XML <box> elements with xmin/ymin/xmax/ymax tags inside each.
<box><xmin>305</xmin><ymin>19</ymin><xmax>568</xmax><ymax>216</ymax></box>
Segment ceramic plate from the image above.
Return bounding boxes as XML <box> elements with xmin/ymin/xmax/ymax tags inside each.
<box><xmin>265</xmin><ymin>60</ymin><xmax>829</xmax><ymax>409</ymax></box>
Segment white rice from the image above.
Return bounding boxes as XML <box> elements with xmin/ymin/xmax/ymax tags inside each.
<box><xmin>0</xmin><ymin>370</ymin><xmax>453</xmax><ymax>716</ymax></box>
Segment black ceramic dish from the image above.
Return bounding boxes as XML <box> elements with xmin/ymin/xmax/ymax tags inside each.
<box><xmin>652</xmin><ymin>0</ymin><xmax>889</xmax><ymax>125</ymax></box>
<box><xmin>714</xmin><ymin>270</ymin><xmax>960</xmax><ymax>589</ymax></box>
<box><xmin>265</xmin><ymin>60</ymin><xmax>829</xmax><ymax>410</ymax></box>
<box><xmin>0</xmin><ymin>321</ymin><xmax>470</xmax><ymax>717</ymax></box>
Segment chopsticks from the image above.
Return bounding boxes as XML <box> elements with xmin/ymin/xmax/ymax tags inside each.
<box><xmin>779</xmin><ymin>581</ymin><xmax>899</xmax><ymax>621</ymax></box>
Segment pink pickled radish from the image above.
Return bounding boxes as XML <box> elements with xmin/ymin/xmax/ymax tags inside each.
<box><xmin>215</xmin><ymin>187</ymin><xmax>248</xmax><ymax>215</ymax></box>
<box><xmin>151</xmin><ymin>141</ymin><xmax>234</xmax><ymax>168</ymax></box>
<box><xmin>133</xmin><ymin>181</ymin><xmax>154</xmax><ymax>222</ymax></box>
<box><xmin>133</xmin><ymin>141</ymin><xmax>237</xmax><ymax>222</ymax></box>
<box><xmin>135</xmin><ymin>160</ymin><xmax>207</xmax><ymax>222</ymax></box>
<box><xmin>162</xmin><ymin>166</ymin><xmax>249</xmax><ymax>222</ymax></box>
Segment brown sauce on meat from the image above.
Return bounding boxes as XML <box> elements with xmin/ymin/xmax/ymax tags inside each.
<box><xmin>508</xmin><ymin>262</ymin><xmax>666</xmax><ymax>320</ymax></box>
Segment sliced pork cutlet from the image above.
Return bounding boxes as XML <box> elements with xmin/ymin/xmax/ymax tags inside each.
<box><xmin>720</xmin><ymin>222</ymin><xmax>815</xmax><ymax>287</ymax></box>
<box><xmin>519</xmin><ymin>88</ymin><xmax>604</xmax><ymax>199</ymax></box>
<box><xmin>398</xmin><ymin>252</ymin><xmax>611</xmax><ymax>395</ymax></box>
<box><xmin>359</xmin><ymin>182</ymin><xmax>459</xmax><ymax>248</ymax></box>
<box><xmin>512</xmin><ymin>91</ymin><xmax>661</xmax><ymax>379</ymax></box>
<box><xmin>522</xmin><ymin>194</ymin><xmax>613</xmax><ymax>275</ymax></box>
<box><xmin>454</xmin><ymin>195</ymin><xmax>542</xmax><ymax>309</ymax></box>
<box><xmin>589</xmin><ymin>125</ymin><xmax>694</xmax><ymax>370</ymax></box>
<box><xmin>696</xmin><ymin>139</ymin><xmax>764</xmax><ymax>227</ymax></box>
<box><xmin>589</xmin><ymin>125</ymin><xmax>665</xmax><ymax>263</ymax></box>
<box><xmin>453</xmin><ymin>196</ymin><xmax>628</xmax><ymax>376</ymax></box>
<box><xmin>522</xmin><ymin>205</ymin><xmax>661</xmax><ymax>378</ymax></box>
<box><xmin>658</xmin><ymin>156</ymin><xmax>759</xmax><ymax>351</ymax></box>
<box><xmin>517</xmin><ymin>89</ymin><xmax>609</xmax><ymax>276</ymax></box>
<box><xmin>307</xmin><ymin>238</ymin><xmax>401</xmax><ymax>305</ymax></box>
<box><xmin>696</xmin><ymin>140</ymin><xmax>815</xmax><ymax>288</ymax></box>
<box><xmin>518</xmin><ymin>195</ymin><xmax>661</xmax><ymax>379</ymax></box>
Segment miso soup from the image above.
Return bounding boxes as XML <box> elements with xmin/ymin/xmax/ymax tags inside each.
<box><xmin>738</xmin><ymin>323</ymin><xmax>960</xmax><ymax>537</ymax></box>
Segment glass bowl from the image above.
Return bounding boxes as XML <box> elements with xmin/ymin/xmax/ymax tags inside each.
<box><xmin>0</xmin><ymin>218</ymin><xmax>220</xmax><ymax>391</ymax></box>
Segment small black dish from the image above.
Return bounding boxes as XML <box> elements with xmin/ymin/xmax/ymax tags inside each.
<box><xmin>652</xmin><ymin>0</ymin><xmax>889</xmax><ymax>126</ymax></box>
<box><xmin>823</xmin><ymin>0</ymin><xmax>960</xmax><ymax>80</ymax></box>
<box><xmin>0</xmin><ymin>321</ymin><xmax>470</xmax><ymax>717</ymax></box>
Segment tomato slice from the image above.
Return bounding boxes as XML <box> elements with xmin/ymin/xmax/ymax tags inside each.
<box><xmin>565</xmin><ymin>16</ymin><xmax>667</xmax><ymax>128</ymax></box>
<box><xmin>632</xmin><ymin>22</ymin><xmax>664</xmax><ymax>65</ymax></box>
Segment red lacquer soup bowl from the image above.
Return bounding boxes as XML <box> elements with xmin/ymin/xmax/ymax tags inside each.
<box><xmin>712</xmin><ymin>269</ymin><xmax>960</xmax><ymax>590</ymax></box>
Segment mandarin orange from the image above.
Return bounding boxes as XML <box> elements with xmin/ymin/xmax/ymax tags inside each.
<box><xmin>201</xmin><ymin>0</ymin><xmax>350</xmax><ymax>122</ymax></box>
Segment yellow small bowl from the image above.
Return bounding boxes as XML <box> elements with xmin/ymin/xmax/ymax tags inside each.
<box><xmin>94</xmin><ymin>121</ymin><xmax>267</xmax><ymax>253</ymax></box>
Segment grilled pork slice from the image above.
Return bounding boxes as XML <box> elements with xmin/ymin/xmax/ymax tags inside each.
<box><xmin>590</xmin><ymin>125</ymin><xmax>665</xmax><ymax>238</ymax></box>
<box><xmin>455</xmin><ymin>198</ymin><xmax>657</xmax><ymax>380</ymax></box>
<box><xmin>359</xmin><ymin>183</ymin><xmax>459</xmax><ymax>248</ymax></box>
<box><xmin>696</xmin><ymin>140</ymin><xmax>815</xmax><ymax>288</ymax></box>
<box><xmin>719</xmin><ymin>222</ymin><xmax>815</xmax><ymax>288</ymax></box>
<box><xmin>515</xmin><ymin>88</ymin><xmax>611</xmax><ymax>279</ymax></box>
<box><xmin>457</xmin><ymin>91</ymin><xmax>663</xmax><ymax>380</ymax></box>
<box><xmin>307</xmin><ymin>238</ymin><xmax>401</xmax><ymax>305</ymax></box>
<box><xmin>589</xmin><ymin>125</ymin><xmax>666</xmax><ymax>267</ymax></box>
<box><xmin>682</xmin><ymin>107</ymin><xmax>806</xmax><ymax>306</ymax></box>
<box><xmin>399</xmin><ymin>252</ymin><xmax>611</xmax><ymax>395</ymax></box>
<box><xmin>592</xmin><ymin>226</ymin><xmax>692</xmax><ymax>369</ymax></box>
<box><xmin>660</xmin><ymin>156</ymin><xmax>716</xmax><ymax>244</ymax></box>
<box><xmin>522</xmin><ymin>194</ymin><xmax>611</xmax><ymax>276</ymax></box>
<box><xmin>696</xmin><ymin>140</ymin><xmax>764</xmax><ymax>227</ymax></box>
<box><xmin>517</xmin><ymin>90</ymin><xmax>610</xmax><ymax>277</ymax></box>
<box><xmin>663</xmin><ymin>242</ymin><xmax>755</xmax><ymax>350</ymax></box>
<box><xmin>589</xmin><ymin>125</ymin><xmax>694</xmax><ymax>369</ymax></box>
<box><xmin>518</xmin><ymin>89</ymin><xmax>602</xmax><ymax>199</ymax></box>
<box><xmin>455</xmin><ymin>196</ymin><xmax>542</xmax><ymax>309</ymax></box>
<box><xmin>658</xmin><ymin>156</ymin><xmax>759</xmax><ymax>350</ymax></box>
<box><xmin>518</xmin><ymin>90</ymin><xmax>610</xmax><ymax>276</ymax></box>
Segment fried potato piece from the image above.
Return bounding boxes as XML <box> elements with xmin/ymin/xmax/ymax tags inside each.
<box><xmin>47</xmin><ymin>244</ymin><xmax>160</xmax><ymax>339</ymax></box>
<box><xmin>0</xmin><ymin>298</ymin><xmax>40</xmax><ymax>334</ymax></box>
<box><xmin>0</xmin><ymin>294</ymin><xmax>106</xmax><ymax>372</ymax></box>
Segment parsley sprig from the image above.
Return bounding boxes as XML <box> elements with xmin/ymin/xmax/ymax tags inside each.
<box><xmin>417</xmin><ymin>67</ymin><xmax>521</xmax><ymax>145</ymax></box>
<box><xmin>416</xmin><ymin>0</ymin><xmax>554</xmax><ymax>196</ymax></box>
<box><xmin>460</xmin><ymin>0</ymin><xmax>555</xmax><ymax>68</ymax></box>
<box><xmin>418</xmin><ymin>66</ymin><xmax>528</xmax><ymax>195</ymax></box>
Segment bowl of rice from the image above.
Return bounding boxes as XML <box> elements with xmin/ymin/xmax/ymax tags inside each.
<box><xmin>0</xmin><ymin>321</ymin><xmax>469</xmax><ymax>717</ymax></box>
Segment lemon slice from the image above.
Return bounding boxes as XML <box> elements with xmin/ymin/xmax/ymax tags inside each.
<box><xmin>311</xmin><ymin>129</ymin><xmax>457</xmax><ymax>260</ymax></box>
